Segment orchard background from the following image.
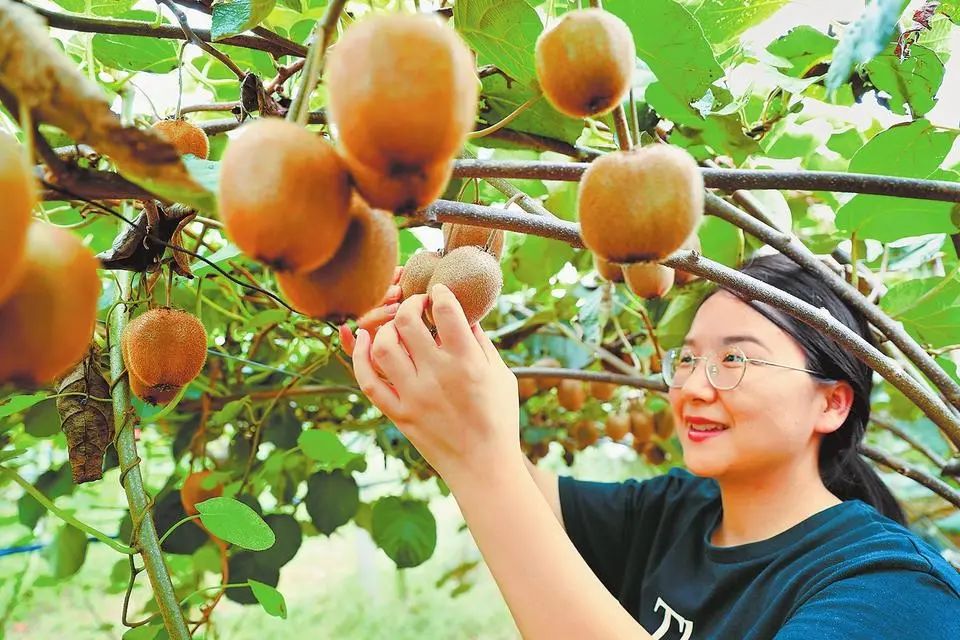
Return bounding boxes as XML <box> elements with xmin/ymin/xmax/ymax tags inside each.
<box><xmin>2</xmin><ymin>0</ymin><xmax>960</xmax><ymax>638</ymax></box>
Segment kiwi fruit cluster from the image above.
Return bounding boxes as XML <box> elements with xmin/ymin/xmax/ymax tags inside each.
<box><xmin>152</xmin><ymin>119</ymin><xmax>210</xmax><ymax>160</ymax></box>
<box><xmin>121</xmin><ymin>307</ymin><xmax>208</xmax><ymax>405</ymax></box>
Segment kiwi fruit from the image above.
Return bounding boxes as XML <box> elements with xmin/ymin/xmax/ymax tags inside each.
<box><xmin>642</xmin><ymin>442</ymin><xmax>667</xmax><ymax>465</ymax></box>
<box><xmin>181</xmin><ymin>470</ymin><xmax>223</xmax><ymax>516</ymax></box>
<box><xmin>593</xmin><ymin>253</ymin><xmax>624</xmax><ymax>283</ymax></box>
<box><xmin>589</xmin><ymin>380</ymin><xmax>618</xmax><ymax>401</ymax></box>
<box><xmin>534</xmin><ymin>8</ymin><xmax>635</xmax><ymax>119</ymax></box>
<box><xmin>123</xmin><ymin>307</ymin><xmax>207</xmax><ymax>390</ymax></box>
<box><xmin>152</xmin><ymin>119</ymin><xmax>210</xmax><ymax>159</ymax></box>
<box><xmin>518</xmin><ymin>377</ymin><xmax>538</xmax><ymax>401</ymax></box>
<box><xmin>674</xmin><ymin>234</ymin><xmax>702</xmax><ymax>286</ymax></box>
<box><xmin>630</xmin><ymin>410</ymin><xmax>654</xmax><ymax>444</ymax></box>
<box><xmin>623</xmin><ymin>262</ymin><xmax>674</xmax><ymax>299</ymax></box>
<box><xmin>442</xmin><ymin>223</ymin><xmax>505</xmax><ymax>260</ymax></box>
<box><xmin>572</xmin><ymin>420</ymin><xmax>600</xmax><ymax>450</ymax></box>
<box><xmin>654</xmin><ymin>411</ymin><xmax>675</xmax><ymax>440</ymax></box>
<box><xmin>327</xmin><ymin>13</ymin><xmax>479</xmax><ymax>174</ymax></box>
<box><xmin>604</xmin><ymin>413</ymin><xmax>630</xmax><ymax>442</ymax></box>
<box><xmin>277</xmin><ymin>197</ymin><xmax>399</xmax><ymax>322</ymax></box>
<box><xmin>120</xmin><ymin>329</ymin><xmax>181</xmax><ymax>405</ymax></box>
<box><xmin>0</xmin><ymin>132</ymin><xmax>35</xmax><ymax>307</ymax></box>
<box><xmin>218</xmin><ymin>118</ymin><xmax>352</xmax><ymax>273</ymax></box>
<box><xmin>557</xmin><ymin>379</ymin><xmax>586</xmax><ymax>411</ymax></box>
<box><xmin>578</xmin><ymin>145</ymin><xmax>704</xmax><ymax>263</ymax></box>
<box><xmin>346</xmin><ymin>154</ymin><xmax>453</xmax><ymax>213</ymax></box>
<box><xmin>399</xmin><ymin>250</ymin><xmax>442</xmax><ymax>299</ymax></box>
<box><xmin>0</xmin><ymin>222</ymin><xmax>101</xmax><ymax>385</ymax></box>
<box><xmin>426</xmin><ymin>245</ymin><xmax>503</xmax><ymax>326</ymax></box>
<box><xmin>533</xmin><ymin>357</ymin><xmax>563</xmax><ymax>390</ymax></box>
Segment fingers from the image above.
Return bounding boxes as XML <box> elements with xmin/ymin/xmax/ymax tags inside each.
<box><xmin>392</xmin><ymin>266</ymin><xmax>403</xmax><ymax>285</ymax></box>
<box><xmin>430</xmin><ymin>284</ymin><xmax>483</xmax><ymax>359</ymax></box>
<box><xmin>353</xmin><ymin>329</ymin><xmax>402</xmax><ymax>417</ymax></box>
<box><xmin>371</xmin><ymin>321</ymin><xmax>417</xmax><ymax>383</ymax></box>
<box><xmin>471</xmin><ymin>324</ymin><xmax>501</xmax><ymax>364</ymax></box>
<box><xmin>393</xmin><ymin>294</ymin><xmax>438</xmax><ymax>361</ymax></box>
<box><xmin>338</xmin><ymin>324</ymin><xmax>356</xmax><ymax>357</ymax></box>
<box><xmin>356</xmin><ymin>301</ymin><xmax>400</xmax><ymax>333</ymax></box>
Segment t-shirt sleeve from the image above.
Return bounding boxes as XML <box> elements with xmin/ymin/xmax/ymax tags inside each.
<box><xmin>774</xmin><ymin>570</ymin><xmax>960</xmax><ymax>640</ymax></box>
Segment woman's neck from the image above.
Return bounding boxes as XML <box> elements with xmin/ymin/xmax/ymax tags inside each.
<box><xmin>710</xmin><ymin>458</ymin><xmax>842</xmax><ymax>548</ymax></box>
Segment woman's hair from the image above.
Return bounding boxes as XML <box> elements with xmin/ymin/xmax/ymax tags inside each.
<box><xmin>710</xmin><ymin>252</ymin><xmax>906</xmax><ymax>525</ymax></box>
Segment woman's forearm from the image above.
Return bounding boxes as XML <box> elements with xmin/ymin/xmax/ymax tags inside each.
<box><xmin>448</xmin><ymin>453</ymin><xmax>652</xmax><ymax>640</ymax></box>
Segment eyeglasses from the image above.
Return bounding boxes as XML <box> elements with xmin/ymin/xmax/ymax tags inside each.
<box><xmin>662</xmin><ymin>346</ymin><xmax>824</xmax><ymax>391</ymax></box>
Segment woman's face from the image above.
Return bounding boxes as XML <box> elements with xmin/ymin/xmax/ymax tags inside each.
<box><xmin>668</xmin><ymin>291</ymin><xmax>848</xmax><ymax>481</ymax></box>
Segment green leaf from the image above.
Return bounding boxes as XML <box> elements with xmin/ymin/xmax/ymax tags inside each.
<box><xmin>478</xmin><ymin>74</ymin><xmax>584</xmax><ymax>146</ymax></box>
<box><xmin>122</xmin><ymin>625</ymin><xmax>165</xmax><ymax>640</ymax></box>
<box><xmin>656</xmin><ymin>285</ymin><xmax>709</xmax><ymax>350</ymax></box>
<box><xmin>208</xmin><ymin>398</ymin><xmax>249</xmax><ymax>428</ymax></box>
<box><xmin>254</xmin><ymin>514</ymin><xmax>303</xmax><ymax>569</ymax></box>
<box><xmin>699</xmin><ymin>217</ymin><xmax>743</xmax><ymax>267</ymax></box>
<box><xmin>248</xmin><ymin>579</ymin><xmax>288</xmax><ymax>618</ymax></box>
<box><xmin>454</xmin><ymin>0</ymin><xmax>543</xmax><ymax>85</ymax></box>
<box><xmin>766</xmin><ymin>25</ymin><xmax>837</xmax><ymax>78</ymax></box>
<box><xmin>303</xmin><ymin>470</ymin><xmax>360</xmax><ymax>535</ymax></box>
<box><xmin>211</xmin><ymin>0</ymin><xmax>278</xmax><ymax>41</ymax></box>
<box><xmin>825</xmin><ymin>0</ymin><xmax>910</xmax><ymax>91</ymax></box>
<box><xmin>298</xmin><ymin>430</ymin><xmax>362</xmax><ymax>471</ymax></box>
<box><xmin>606</xmin><ymin>0</ymin><xmax>723</xmax><ymax>104</ymax></box>
<box><xmin>864</xmin><ymin>44</ymin><xmax>945</xmax><ymax>117</ymax></box>
<box><xmin>836</xmin><ymin>120</ymin><xmax>959</xmax><ymax>241</ymax></box>
<box><xmin>23</xmin><ymin>399</ymin><xmax>62</xmax><ymax>438</ymax></box>
<box><xmin>91</xmin><ymin>33</ymin><xmax>179</xmax><ymax>73</ymax></box>
<box><xmin>880</xmin><ymin>275</ymin><xmax>960</xmax><ymax>348</ymax></box>
<box><xmin>507</xmin><ymin>234</ymin><xmax>575</xmax><ymax>287</ymax></box>
<box><xmin>191</xmin><ymin>243</ymin><xmax>242</xmax><ymax>277</ymax></box>
<box><xmin>939</xmin><ymin>1</ymin><xmax>960</xmax><ymax>26</ymax></box>
<box><xmin>0</xmin><ymin>393</ymin><xmax>48</xmax><ymax>418</ymax></box>
<box><xmin>684</xmin><ymin>0</ymin><xmax>791</xmax><ymax>48</ymax></box>
<box><xmin>371</xmin><ymin>497</ymin><xmax>437</xmax><ymax>569</ymax></box>
<box><xmin>196</xmin><ymin>497</ymin><xmax>277</xmax><ymax>550</ymax></box>
<box><xmin>45</xmin><ymin>524</ymin><xmax>88</xmax><ymax>580</ymax></box>
<box><xmin>52</xmin><ymin>0</ymin><xmax>136</xmax><ymax>17</ymax></box>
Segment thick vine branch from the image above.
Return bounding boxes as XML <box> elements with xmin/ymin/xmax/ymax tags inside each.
<box><xmin>22</xmin><ymin>2</ymin><xmax>303</xmax><ymax>58</ymax></box>
<box><xmin>859</xmin><ymin>444</ymin><xmax>960</xmax><ymax>509</ymax></box>
<box><xmin>704</xmin><ymin>193</ymin><xmax>960</xmax><ymax>411</ymax></box>
<box><xmin>450</xmin><ymin>160</ymin><xmax>960</xmax><ymax>203</ymax></box>
<box><xmin>170</xmin><ymin>0</ymin><xmax>305</xmax><ymax>59</ymax></box>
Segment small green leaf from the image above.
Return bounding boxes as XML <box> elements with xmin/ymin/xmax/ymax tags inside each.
<box><xmin>454</xmin><ymin>0</ymin><xmax>543</xmax><ymax>85</ymax></box>
<box><xmin>196</xmin><ymin>497</ymin><xmax>276</xmax><ymax>551</ymax></box>
<box><xmin>249</xmin><ymin>579</ymin><xmax>288</xmax><ymax>618</ymax></box>
<box><xmin>45</xmin><ymin>524</ymin><xmax>88</xmax><ymax>579</ymax></box>
<box><xmin>191</xmin><ymin>243</ymin><xmax>242</xmax><ymax>277</ymax></box>
<box><xmin>208</xmin><ymin>398</ymin><xmax>250</xmax><ymax>428</ymax></box>
<box><xmin>766</xmin><ymin>25</ymin><xmax>837</xmax><ymax>78</ymax></box>
<box><xmin>122</xmin><ymin>625</ymin><xmax>165</xmax><ymax>640</ymax></box>
<box><xmin>0</xmin><ymin>393</ymin><xmax>47</xmax><ymax>418</ymax></box>
<box><xmin>371</xmin><ymin>496</ymin><xmax>437</xmax><ymax>569</ymax></box>
<box><xmin>825</xmin><ymin>0</ymin><xmax>909</xmax><ymax>91</ymax></box>
<box><xmin>244</xmin><ymin>309</ymin><xmax>288</xmax><ymax>331</ymax></box>
<box><xmin>298</xmin><ymin>430</ymin><xmax>361</xmax><ymax>470</ymax></box>
<box><xmin>211</xmin><ymin>0</ymin><xmax>278</xmax><ymax>41</ymax></box>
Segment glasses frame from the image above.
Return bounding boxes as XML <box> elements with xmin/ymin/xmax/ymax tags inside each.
<box><xmin>662</xmin><ymin>345</ymin><xmax>825</xmax><ymax>391</ymax></box>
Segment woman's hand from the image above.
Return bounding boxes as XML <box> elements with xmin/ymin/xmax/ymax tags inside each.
<box><xmin>338</xmin><ymin>266</ymin><xmax>403</xmax><ymax>357</ymax></box>
<box><xmin>351</xmin><ymin>284</ymin><xmax>520</xmax><ymax>489</ymax></box>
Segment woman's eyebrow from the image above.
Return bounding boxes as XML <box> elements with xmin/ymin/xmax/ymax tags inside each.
<box><xmin>681</xmin><ymin>336</ymin><xmax>768</xmax><ymax>349</ymax></box>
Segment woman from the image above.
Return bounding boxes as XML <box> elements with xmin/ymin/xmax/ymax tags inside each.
<box><xmin>341</xmin><ymin>253</ymin><xmax>960</xmax><ymax>639</ymax></box>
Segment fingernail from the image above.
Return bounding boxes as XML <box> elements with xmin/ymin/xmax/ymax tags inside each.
<box><xmin>385</xmin><ymin>303</ymin><xmax>400</xmax><ymax>314</ymax></box>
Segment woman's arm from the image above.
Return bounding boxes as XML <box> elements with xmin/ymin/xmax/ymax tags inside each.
<box><xmin>523</xmin><ymin>454</ymin><xmax>563</xmax><ymax>528</ymax></box>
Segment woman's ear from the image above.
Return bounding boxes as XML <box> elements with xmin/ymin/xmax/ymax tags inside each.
<box><xmin>814</xmin><ymin>380</ymin><xmax>854</xmax><ymax>435</ymax></box>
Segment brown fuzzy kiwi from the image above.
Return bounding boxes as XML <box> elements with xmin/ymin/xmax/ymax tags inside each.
<box><xmin>578</xmin><ymin>145</ymin><xmax>704</xmax><ymax>263</ymax></box>
<box><xmin>572</xmin><ymin>420</ymin><xmax>600</xmax><ymax>450</ymax></box>
<box><xmin>0</xmin><ymin>222</ymin><xmax>101</xmax><ymax>385</ymax></box>
<box><xmin>589</xmin><ymin>380</ymin><xmax>618</xmax><ymax>401</ymax></box>
<box><xmin>593</xmin><ymin>253</ymin><xmax>624</xmax><ymax>283</ymax></box>
<box><xmin>121</xmin><ymin>329</ymin><xmax>181</xmax><ymax>405</ymax></box>
<box><xmin>346</xmin><ymin>154</ymin><xmax>453</xmax><ymax>213</ymax></box>
<box><xmin>642</xmin><ymin>442</ymin><xmax>667</xmax><ymax>465</ymax></box>
<box><xmin>557</xmin><ymin>379</ymin><xmax>586</xmax><ymax>411</ymax></box>
<box><xmin>123</xmin><ymin>307</ymin><xmax>207</xmax><ymax>390</ymax></box>
<box><xmin>630</xmin><ymin>410</ymin><xmax>654</xmax><ymax>444</ymax></box>
<box><xmin>181</xmin><ymin>470</ymin><xmax>223</xmax><ymax>516</ymax></box>
<box><xmin>604</xmin><ymin>413</ymin><xmax>631</xmax><ymax>442</ymax></box>
<box><xmin>277</xmin><ymin>197</ymin><xmax>399</xmax><ymax>323</ymax></box>
<box><xmin>623</xmin><ymin>262</ymin><xmax>674</xmax><ymax>299</ymax></box>
<box><xmin>518</xmin><ymin>377</ymin><xmax>538</xmax><ymax>401</ymax></box>
<box><xmin>654</xmin><ymin>411</ymin><xmax>675</xmax><ymax>440</ymax></box>
<box><xmin>327</xmin><ymin>13</ymin><xmax>479</xmax><ymax>174</ymax></box>
<box><xmin>533</xmin><ymin>357</ymin><xmax>563</xmax><ymax>390</ymax></box>
<box><xmin>442</xmin><ymin>223</ymin><xmax>505</xmax><ymax>260</ymax></box>
<box><xmin>399</xmin><ymin>250</ymin><xmax>442</xmax><ymax>299</ymax></box>
<box><xmin>534</xmin><ymin>8</ymin><xmax>635</xmax><ymax>119</ymax></box>
<box><xmin>674</xmin><ymin>234</ymin><xmax>702</xmax><ymax>286</ymax></box>
<box><xmin>0</xmin><ymin>132</ymin><xmax>34</xmax><ymax>307</ymax></box>
<box><xmin>218</xmin><ymin>118</ymin><xmax>352</xmax><ymax>274</ymax></box>
<box><xmin>152</xmin><ymin>119</ymin><xmax>210</xmax><ymax>159</ymax></box>
<box><xmin>426</xmin><ymin>245</ymin><xmax>503</xmax><ymax>326</ymax></box>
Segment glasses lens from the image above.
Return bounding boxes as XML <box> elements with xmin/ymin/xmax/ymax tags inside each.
<box><xmin>664</xmin><ymin>348</ymin><xmax>697</xmax><ymax>388</ymax></box>
<box><xmin>708</xmin><ymin>347</ymin><xmax>747</xmax><ymax>390</ymax></box>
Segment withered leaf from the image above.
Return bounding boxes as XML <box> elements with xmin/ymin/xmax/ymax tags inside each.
<box><xmin>56</xmin><ymin>349</ymin><xmax>114</xmax><ymax>484</ymax></box>
<box><xmin>97</xmin><ymin>202</ymin><xmax>193</xmax><ymax>273</ymax></box>
<box><xmin>170</xmin><ymin>211</ymin><xmax>197</xmax><ymax>279</ymax></box>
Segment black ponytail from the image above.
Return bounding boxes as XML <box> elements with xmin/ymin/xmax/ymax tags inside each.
<box><xmin>725</xmin><ymin>253</ymin><xmax>907</xmax><ymax>525</ymax></box>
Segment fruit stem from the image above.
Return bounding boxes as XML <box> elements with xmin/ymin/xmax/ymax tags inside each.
<box><xmin>0</xmin><ymin>466</ymin><xmax>137</xmax><ymax>555</ymax></box>
<box><xmin>467</xmin><ymin>89</ymin><xmax>542</xmax><ymax>140</ymax></box>
<box><xmin>611</xmin><ymin>104</ymin><xmax>633</xmax><ymax>151</ymax></box>
<box><xmin>287</xmin><ymin>0</ymin><xmax>348</xmax><ymax>126</ymax></box>
<box><xmin>110</xmin><ymin>270</ymin><xmax>192</xmax><ymax>640</ymax></box>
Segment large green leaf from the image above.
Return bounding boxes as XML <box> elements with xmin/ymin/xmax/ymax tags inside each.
<box><xmin>766</xmin><ymin>25</ymin><xmax>837</xmax><ymax>78</ymax></box>
<box><xmin>864</xmin><ymin>45</ymin><xmax>945</xmax><ymax>117</ymax></box>
<box><xmin>454</xmin><ymin>0</ymin><xmax>543</xmax><ymax>85</ymax></box>
<box><xmin>825</xmin><ymin>0</ymin><xmax>910</xmax><ymax>91</ymax></box>
<box><xmin>45</xmin><ymin>524</ymin><xmax>88</xmax><ymax>580</ymax></box>
<box><xmin>303</xmin><ymin>470</ymin><xmax>359</xmax><ymax>535</ymax></box>
<box><xmin>91</xmin><ymin>33</ymin><xmax>179</xmax><ymax>73</ymax></box>
<box><xmin>196</xmin><ymin>497</ymin><xmax>276</xmax><ymax>550</ymax></box>
<box><xmin>478</xmin><ymin>74</ymin><xmax>584</xmax><ymax>146</ymax></box>
<box><xmin>212</xmin><ymin>0</ymin><xmax>278</xmax><ymax>40</ymax></box>
<box><xmin>939</xmin><ymin>1</ymin><xmax>960</xmax><ymax>25</ymax></box>
<box><xmin>880</xmin><ymin>275</ymin><xmax>960</xmax><ymax>348</ymax></box>
<box><xmin>606</xmin><ymin>0</ymin><xmax>723</xmax><ymax>104</ymax></box>
<box><xmin>0</xmin><ymin>392</ymin><xmax>47</xmax><ymax>419</ymax></box>
<box><xmin>52</xmin><ymin>0</ymin><xmax>136</xmax><ymax>17</ymax></box>
<box><xmin>371</xmin><ymin>497</ymin><xmax>437</xmax><ymax>569</ymax></box>
<box><xmin>683</xmin><ymin>0</ymin><xmax>791</xmax><ymax>48</ymax></box>
<box><xmin>836</xmin><ymin>120</ymin><xmax>958</xmax><ymax>241</ymax></box>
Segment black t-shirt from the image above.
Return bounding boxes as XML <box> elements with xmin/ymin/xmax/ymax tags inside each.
<box><xmin>558</xmin><ymin>468</ymin><xmax>960</xmax><ymax>639</ymax></box>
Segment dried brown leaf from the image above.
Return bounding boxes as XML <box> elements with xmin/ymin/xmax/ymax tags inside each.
<box><xmin>56</xmin><ymin>349</ymin><xmax>114</xmax><ymax>484</ymax></box>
